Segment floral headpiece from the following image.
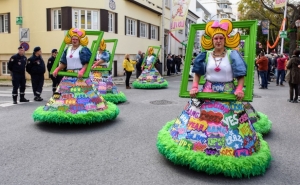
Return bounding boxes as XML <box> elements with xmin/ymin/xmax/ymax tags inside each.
<box><xmin>201</xmin><ymin>19</ymin><xmax>240</xmax><ymax>50</ymax></box>
<box><xmin>64</xmin><ymin>28</ymin><xmax>89</xmax><ymax>46</ymax></box>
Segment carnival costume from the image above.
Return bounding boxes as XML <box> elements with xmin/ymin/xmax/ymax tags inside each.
<box><xmin>132</xmin><ymin>47</ymin><xmax>168</xmax><ymax>89</ymax></box>
<box><xmin>33</xmin><ymin>28</ymin><xmax>119</xmax><ymax>124</ymax></box>
<box><xmin>157</xmin><ymin>20</ymin><xmax>271</xmax><ymax>178</ymax></box>
<box><xmin>91</xmin><ymin>39</ymin><xmax>127</xmax><ymax>104</ymax></box>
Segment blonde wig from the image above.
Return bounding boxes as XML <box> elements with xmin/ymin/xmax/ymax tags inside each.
<box><xmin>148</xmin><ymin>47</ymin><xmax>154</xmax><ymax>55</ymax></box>
<box><xmin>99</xmin><ymin>39</ymin><xmax>106</xmax><ymax>51</ymax></box>
<box><xmin>64</xmin><ymin>28</ymin><xmax>89</xmax><ymax>46</ymax></box>
<box><xmin>201</xmin><ymin>19</ymin><xmax>240</xmax><ymax>50</ymax></box>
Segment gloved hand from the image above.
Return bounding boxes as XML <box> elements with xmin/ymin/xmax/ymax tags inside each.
<box><xmin>190</xmin><ymin>82</ymin><xmax>199</xmax><ymax>98</ymax></box>
<box><xmin>53</xmin><ymin>67</ymin><xmax>61</xmax><ymax>78</ymax></box>
<box><xmin>141</xmin><ymin>66</ymin><xmax>144</xmax><ymax>71</ymax></box>
<box><xmin>92</xmin><ymin>61</ymin><xmax>101</xmax><ymax>68</ymax></box>
<box><xmin>78</xmin><ymin>67</ymin><xmax>86</xmax><ymax>78</ymax></box>
<box><xmin>234</xmin><ymin>85</ymin><xmax>244</xmax><ymax>101</ymax></box>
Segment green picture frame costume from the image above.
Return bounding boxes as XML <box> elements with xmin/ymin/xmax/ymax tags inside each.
<box><xmin>33</xmin><ymin>30</ymin><xmax>119</xmax><ymax>125</ymax></box>
<box><xmin>157</xmin><ymin>20</ymin><xmax>272</xmax><ymax>178</ymax></box>
<box><xmin>133</xmin><ymin>46</ymin><xmax>168</xmax><ymax>89</ymax></box>
<box><xmin>89</xmin><ymin>39</ymin><xmax>127</xmax><ymax>104</ymax></box>
<box><xmin>50</xmin><ymin>31</ymin><xmax>104</xmax><ymax>78</ymax></box>
<box><xmin>180</xmin><ymin>21</ymin><xmax>256</xmax><ymax>102</ymax></box>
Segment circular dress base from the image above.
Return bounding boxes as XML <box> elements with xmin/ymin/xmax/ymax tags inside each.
<box><xmin>102</xmin><ymin>92</ymin><xmax>127</xmax><ymax>104</ymax></box>
<box><xmin>157</xmin><ymin>120</ymin><xmax>272</xmax><ymax>178</ymax></box>
<box><xmin>33</xmin><ymin>102</ymin><xmax>119</xmax><ymax>125</ymax></box>
<box><xmin>253</xmin><ymin>112</ymin><xmax>272</xmax><ymax>135</ymax></box>
<box><xmin>132</xmin><ymin>80</ymin><xmax>168</xmax><ymax>89</ymax></box>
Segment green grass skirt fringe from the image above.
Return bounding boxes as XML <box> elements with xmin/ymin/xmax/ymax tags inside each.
<box><xmin>157</xmin><ymin>120</ymin><xmax>272</xmax><ymax>178</ymax></box>
<box><xmin>132</xmin><ymin>80</ymin><xmax>168</xmax><ymax>89</ymax></box>
<box><xmin>33</xmin><ymin>102</ymin><xmax>119</xmax><ymax>125</ymax></box>
<box><xmin>102</xmin><ymin>92</ymin><xmax>127</xmax><ymax>104</ymax></box>
<box><xmin>253</xmin><ymin>112</ymin><xmax>272</xmax><ymax>135</ymax></box>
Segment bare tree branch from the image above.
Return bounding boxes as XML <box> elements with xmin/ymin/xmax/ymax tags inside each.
<box><xmin>260</xmin><ymin>0</ymin><xmax>283</xmax><ymax>14</ymax></box>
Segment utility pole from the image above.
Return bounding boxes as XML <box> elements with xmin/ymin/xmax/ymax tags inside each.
<box><xmin>19</xmin><ymin>0</ymin><xmax>22</xmax><ymax>44</ymax></box>
<box><xmin>161</xmin><ymin>0</ymin><xmax>165</xmax><ymax>75</ymax></box>
<box><xmin>280</xmin><ymin>0</ymin><xmax>288</xmax><ymax>54</ymax></box>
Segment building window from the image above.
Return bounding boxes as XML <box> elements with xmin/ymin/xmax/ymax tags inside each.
<box><xmin>165</xmin><ymin>0</ymin><xmax>171</xmax><ymax>7</ymax></box>
<box><xmin>108</xmin><ymin>12</ymin><xmax>114</xmax><ymax>32</ymax></box>
<box><xmin>2</xmin><ymin>62</ymin><xmax>10</xmax><ymax>75</ymax></box>
<box><xmin>140</xmin><ymin>22</ymin><xmax>148</xmax><ymax>38</ymax></box>
<box><xmin>126</xmin><ymin>18</ymin><xmax>136</xmax><ymax>36</ymax></box>
<box><xmin>53</xmin><ymin>9</ymin><xmax>61</xmax><ymax>30</ymax></box>
<box><xmin>221</xmin><ymin>14</ymin><xmax>228</xmax><ymax>18</ymax></box>
<box><xmin>151</xmin><ymin>25</ymin><xmax>158</xmax><ymax>39</ymax></box>
<box><xmin>219</xmin><ymin>4</ymin><xmax>228</xmax><ymax>8</ymax></box>
<box><xmin>0</xmin><ymin>14</ymin><xmax>9</xmax><ymax>33</ymax></box>
<box><xmin>73</xmin><ymin>9</ymin><xmax>99</xmax><ymax>30</ymax></box>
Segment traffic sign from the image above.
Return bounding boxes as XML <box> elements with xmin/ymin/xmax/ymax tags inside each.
<box><xmin>280</xmin><ymin>31</ymin><xmax>287</xmax><ymax>38</ymax></box>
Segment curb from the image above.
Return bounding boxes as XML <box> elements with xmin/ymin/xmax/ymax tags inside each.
<box><xmin>0</xmin><ymin>74</ymin><xmax>182</xmax><ymax>87</ymax></box>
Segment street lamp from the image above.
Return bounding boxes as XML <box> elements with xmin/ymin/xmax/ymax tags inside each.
<box><xmin>295</xmin><ymin>20</ymin><xmax>300</xmax><ymax>48</ymax></box>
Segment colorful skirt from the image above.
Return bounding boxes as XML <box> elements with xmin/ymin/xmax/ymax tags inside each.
<box><xmin>90</xmin><ymin>70</ymin><xmax>127</xmax><ymax>104</ymax></box>
<box><xmin>132</xmin><ymin>66</ymin><xmax>168</xmax><ymax>89</ymax></box>
<box><xmin>157</xmin><ymin>81</ymin><xmax>272</xmax><ymax>178</ymax></box>
<box><xmin>32</xmin><ymin>76</ymin><xmax>119</xmax><ymax>124</ymax></box>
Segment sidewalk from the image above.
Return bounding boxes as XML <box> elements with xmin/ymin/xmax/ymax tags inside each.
<box><xmin>0</xmin><ymin>73</ymin><xmax>182</xmax><ymax>87</ymax></box>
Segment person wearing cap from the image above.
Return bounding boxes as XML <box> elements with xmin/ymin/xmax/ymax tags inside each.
<box><xmin>8</xmin><ymin>46</ymin><xmax>30</xmax><ymax>104</ymax></box>
<box><xmin>26</xmin><ymin>46</ymin><xmax>46</xmax><ymax>101</ymax></box>
<box><xmin>47</xmin><ymin>49</ymin><xmax>62</xmax><ymax>94</ymax></box>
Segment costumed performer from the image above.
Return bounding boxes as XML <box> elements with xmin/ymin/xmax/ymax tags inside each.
<box><xmin>132</xmin><ymin>47</ymin><xmax>168</xmax><ymax>89</ymax></box>
<box><xmin>91</xmin><ymin>39</ymin><xmax>127</xmax><ymax>104</ymax></box>
<box><xmin>32</xmin><ymin>28</ymin><xmax>119</xmax><ymax>124</ymax></box>
<box><xmin>157</xmin><ymin>19</ymin><xmax>272</xmax><ymax>178</ymax></box>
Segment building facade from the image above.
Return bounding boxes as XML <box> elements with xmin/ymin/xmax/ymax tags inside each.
<box><xmin>0</xmin><ymin>0</ymin><xmax>171</xmax><ymax>79</ymax></box>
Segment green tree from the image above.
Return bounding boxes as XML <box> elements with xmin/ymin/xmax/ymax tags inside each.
<box><xmin>260</xmin><ymin>0</ymin><xmax>300</xmax><ymax>55</ymax></box>
<box><xmin>238</xmin><ymin>0</ymin><xmax>300</xmax><ymax>55</ymax></box>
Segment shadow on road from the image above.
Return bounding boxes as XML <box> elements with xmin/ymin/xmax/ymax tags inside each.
<box><xmin>34</xmin><ymin>118</ymin><xmax>119</xmax><ymax>134</ymax></box>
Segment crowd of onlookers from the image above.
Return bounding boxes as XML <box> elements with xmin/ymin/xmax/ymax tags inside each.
<box><xmin>255</xmin><ymin>50</ymin><xmax>300</xmax><ymax>103</ymax></box>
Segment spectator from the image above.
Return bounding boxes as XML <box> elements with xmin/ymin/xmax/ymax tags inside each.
<box><xmin>276</xmin><ymin>54</ymin><xmax>287</xmax><ymax>86</ymax></box>
<box><xmin>47</xmin><ymin>49</ymin><xmax>63</xmax><ymax>94</ymax></box>
<box><xmin>286</xmin><ymin>50</ymin><xmax>300</xmax><ymax>103</ymax></box>
<box><xmin>167</xmin><ymin>54</ymin><xmax>172</xmax><ymax>76</ymax></box>
<box><xmin>136</xmin><ymin>53</ymin><xmax>144</xmax><ymax>78</ymax></box>
<box><xmin>123</xmin><ymin>54</ymin><xmax>137</xmax><ymax>89</ymax></box>
<box><xmin>8</xmin><ymin>46</ymin><xmax>30</xmax><ymax>104</ymax></box>
<box><xmin>256</xmin><ymin>52</ymin><xmax>269</xmax><ymax>89</ymax></box>
<box><xmin>26</xmin><ymin>47</ymin><xmax>46</xmax><ymax>101</ymax></box>
<box><xmin>171</xmin><ymin>55</ymin><xmax>175</xmax><ymax>74</ymax></box>
<box><xmin>155</xmin><ymin>54</ymin><xmax>162</xmax><ymax>73</ymax></box>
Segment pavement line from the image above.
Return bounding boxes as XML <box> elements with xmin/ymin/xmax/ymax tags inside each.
<box><xmin>0</xmin><ymin>101</ymin><xmax>32</xmax><ymax>107</ymax></box>
<box><xmin>0</xmin><ymin>94</ymin><xmax>13</xmax><ymax>97</ymax></box>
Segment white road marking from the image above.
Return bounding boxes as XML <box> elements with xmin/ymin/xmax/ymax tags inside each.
<box><xmin>0</xmin><ymin>101</ymin><xmax>32</xmax><ymax>107</ymax></box>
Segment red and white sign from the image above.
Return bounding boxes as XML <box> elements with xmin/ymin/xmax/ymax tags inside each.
<box><xmin>274</xmin><ymin>0</ymin><xmax>286</xmax><ymax>8</ymax></box>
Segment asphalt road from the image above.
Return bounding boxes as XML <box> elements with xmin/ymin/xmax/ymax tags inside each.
<box><xmin>0</xmin><ymin>76</ymin><xmax>299</xmax><ymax>185</ymax></box>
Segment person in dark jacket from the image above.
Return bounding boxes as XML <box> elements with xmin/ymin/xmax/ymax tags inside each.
<box><xmin>47</xmin><ymin>49</ymin><xmax>62</xmax><ymax>94</ymax></box>
<box><xmin>286</xmin><ymin>50</ymin><xmax>300</xmax><ymax>103</ymax></box>
<box><xmin>8</xmin><ymin>46</ymin><xmax>30</xmax><ymax>104</ymax></box>
<box><xmin>136</xmin><ymin>53</ymin><xmax>144</xmax><ymax>78</ymax></box>
<box><xmin>26</xmin><ymin>46</ymin><xmax>46</xmax><ymax>101</ymax></box>
<box><xmin>166</xmin><ymin>54</ymin><xmax>172</xmax><ymax>76</ymax></box>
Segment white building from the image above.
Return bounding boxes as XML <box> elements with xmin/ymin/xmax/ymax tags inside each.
<box><xmin>169</xmin><ymin>0</ymin><xmax>212</xmax><ymax>56</ymax></box>
<box><xmin>199</xmin><ymin>0</ymin><xmax>236</xmax><ymax>21</ymax></box>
